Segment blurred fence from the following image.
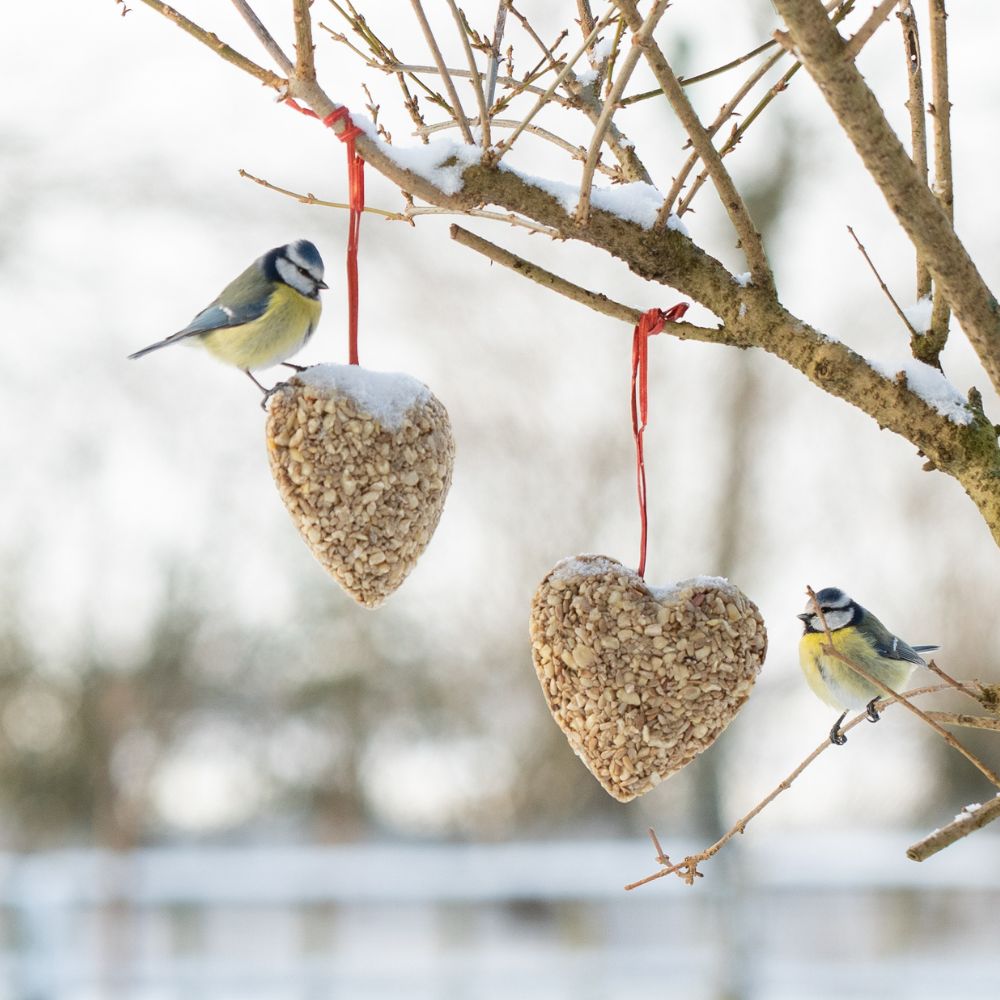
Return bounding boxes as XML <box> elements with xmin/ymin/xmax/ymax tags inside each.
<box><xmin>0</xmin><ymin>835</ymin><xmax>997</xmax><ymax>1000</ymax></box>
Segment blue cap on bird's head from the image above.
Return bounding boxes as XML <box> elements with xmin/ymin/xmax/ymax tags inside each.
<box><xmin>287</xmin><ymin>239</ymin><xmax>323</xmax><ymax>272</ymax></box>
<box><xmin>798</xmin><ymin>587</ymin><xmax>855</xmax><ymax>631</ymax></box>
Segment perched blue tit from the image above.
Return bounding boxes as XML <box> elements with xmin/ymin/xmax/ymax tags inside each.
<box><xmin>798</xmin><ymin>587</ymin><xmax>939</xmax><ymax>745</ymax></box>
<box><xmin>128</xmin><ymin>240</ymin><xmax>327</xmax><ymax>393</ymax></box>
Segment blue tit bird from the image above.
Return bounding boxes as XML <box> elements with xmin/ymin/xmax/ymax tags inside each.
<box><xmin>798</xmin><ymin>587</ymin><xmax>939</xmax><ymax>745</ymax></box>
<box><xmin>128</xmin><ymin>240</ymin><xmax>327</xmax><ymax>395</ymax></box>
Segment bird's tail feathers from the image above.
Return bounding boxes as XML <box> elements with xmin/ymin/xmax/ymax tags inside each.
<box><xmin>913</xmin><ymin>644</ymin><xmax>940</xmax><ymax>653</ymax></box>
<box><xmin>127</xmin><ymin>330</ymin><xmax>194</xmax><ymax>360</ymax></box>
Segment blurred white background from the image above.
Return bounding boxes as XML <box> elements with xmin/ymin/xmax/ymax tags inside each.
<box><xmin>0</xmin><ymin>1</ymin><xmax>998</xmax><ymax>997</ymax></box>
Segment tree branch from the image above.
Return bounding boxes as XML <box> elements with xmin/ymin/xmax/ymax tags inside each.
<box><xmin>907</xmin><ymin>795</ymin><xmax>1000</xmax><ymax>862</ymax></box>
<box><xmin>136</xmin><ymin>0</ymin><xmax>285</xmax><ymax>89</ymax></box>
<box><xmin>444</xmin><ymin>0</ymin><xmax>491</xmax><ymax>147</ymax></box>
<box><xmin>773</xmin><ymin>0</ymin><xmax>1000</xmax><ymax>395</ymax></box>
<box><xmin>897</xmin><ymin>2</ymin><xmax>931</xmax><ymax>303</ymax></box>
<box><xmin>450</xmin><ymin>224</ymin><xmax>720</xmax><ymax>342</ymax></box>
<box><xmin>575</xmin><ymin>1</ymin><xmax>668</xmax><ymax>224</ymax></box>
<box><xmin>229</xmin><ymin>0</ymin><xmax>294</xmax><ymax>76</ymax></box>
<box><xmin>926</xmin><ymin>0</ymin><xmax>953</xmax><ymax>359</ymax></box>
<box><xmin>409</xmin><ymin>0</ymin><xmax>474</xmax><ymax>143</ymax></box>
<box><xmin>616</xmin><ymin>0</ymin><xmax>771</xmax><ymax>289</ymax></box>
<box><xmin>843</xmin><ymin>0</ymin><xmax>901</xmax><ymax>60</ymax></box>
<box><xmin>292</xmin><ymin>0</ymin><xmax>317</xmax><ymax>83</ymax></box>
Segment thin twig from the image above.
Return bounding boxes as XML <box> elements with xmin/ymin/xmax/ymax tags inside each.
<box><xmin>924</xmin><ymin>712</ymin><xmax>1000</xmax><ymax>733</ymax></box>
<box><xmin>451</xmin><ymin>224</ymin><xmax>722</xmax><ymax>339</ymax></box>
<box><xmin>238</xmin><ymin>169</ymin><xmax>401</xmax><ymax>217</ymax></box>
<box><xmin>625</xmin><ymin>38</ymin><xmax>779</xmax><ymax>106</ymax></box>
<box><xmin>417</xmin><ymin>118</ymin><xmax>619</xmax><ymax>176</ymax></box>
<box><xmin>241</xmin><ymin>168</ymin><xmax>560</xmax><ymax>235</ymax></box>
<box><xmin>229</xmin><ymin>0</ymin><xmax>294</xmax><ymax>75</ymax></box>
<box><xmin>925</xmin><ymin>659</ymin><xmax>986</xmax><ymax>703</ymax></box>
<box><xmin>136</xmin><ymin>0</ymin><xmax>284</xmax><ymax>89</ymax></box>
<box><xmin>617</xmin><ymin>0</ymin><xmax>771</xmax><ymax>287</ymax></box>
<box><xmin>663</xmin><ymin>48</ymin><xmax>786</xmax><ymax>215</ymax></box>
<box><xmin>847</xmin><ymin>225</ymin><xmax>919</xmax><ymax>336</ymax></box>
<box><xmin>925</xmin><ymin>0</ymin><xmax>953</xmax><ymax>361</ymax></box>
<box><xmin>444</xmin><ymin>0</ymin><xmax>491</xmax><ymax>146</ymax></box>
<box><xmin>625</xmin><ymin>680</ymin><xmax>971</xmax><ymax>890</ymax></box>
<box><xmin>576</xmin><ymin>1</ymin><xmax>669</xmax><ymax>223</ymax></box>
<box><xmin>907</xmin><ymin>795</ymin><xmax>1000</xmax><ymax>862</ymax></box>
<box><xmin>410</xmin><ymin>0</ymin><xmax>475</xmax><ymax>143</ymax></box>
<box><xmin>844</xmin><ymin>0</ymin><xmax>902</xmax><ymax>60</ymax></box>
<box><xmin>495</xmin><ymin>8</ymin><xmax>616</xmax><ymax>159</ymax></box>
<box><xmin>602</xmin><ymin>16</ymin><xmax>625</xmax><ymax>97</ymax></box>
<box><xmin>673</xmin><ymin>0</ymin><xmax>853</xmax><ymax>218</ymax></box>
<box><xmin>484</xmin><ymin>1</ymin><xmax>508</xmax><ymax>109</ymax></box>
<box><xmin>898</xmin><ymin>2</ymin><xmax>930</xmax><ymax>300</ymax></box>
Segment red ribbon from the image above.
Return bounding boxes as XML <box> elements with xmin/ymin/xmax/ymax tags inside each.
<box><xmin>631</xmin><ymin>302</ymin><xmax>689</xmax><ymax>578</ymax></box>
<box><xmin>286</xmin><ymin>99</ymin><xmax>365</xmax><ymax>366</ymax></box>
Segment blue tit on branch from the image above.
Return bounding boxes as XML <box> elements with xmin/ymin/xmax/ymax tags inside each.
<box><xmin>128</xmin><ymin>240</ymin><xmax>327</xmax><ymax>395</ymax></box>
<box><xmin>798</xmin><ymin>587</ymin><xmax>939</xmax><ymax>745</ymax></box>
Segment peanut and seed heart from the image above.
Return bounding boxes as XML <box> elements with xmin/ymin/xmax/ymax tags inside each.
<box><xmin>529</xmin><ymin>555</ymin><xmax>767</xmax><ymax>801</ymax></box>
<box><xmin>266</xmin><ymin>364</ymin><xmax>455</xmax><ymax>608</ymax></box>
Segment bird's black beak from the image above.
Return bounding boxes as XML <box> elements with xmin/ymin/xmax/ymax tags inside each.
<box><xmin>317</xmin><ymin>279</ymin><xmax>329</xmax><ymax>290</ymax></box>
<box><xmin>796</xmin><ymin>612</ymin><xmax>812</xmax><ymax>622</ymax></box>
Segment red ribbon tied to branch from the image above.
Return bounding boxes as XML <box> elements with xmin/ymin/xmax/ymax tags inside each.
<box><xmin>631</xmin><ymin>303</ymin><xmax>690</xmax><ymax>579</ymax></box>
<box><xmin>286</xmin><ymin>99</ymin><xmax>365</xmax><ymax>366</ymax></box>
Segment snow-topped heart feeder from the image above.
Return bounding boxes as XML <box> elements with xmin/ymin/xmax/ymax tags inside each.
<box><xmin>266</xmin><ymin>365</ymin><xmax>455</xmax><ymax>608</ymax></box>
<box><xmin>529</xmin><ymin>555</ymin><xmax>766</xmax><ymax>802</ymax></box>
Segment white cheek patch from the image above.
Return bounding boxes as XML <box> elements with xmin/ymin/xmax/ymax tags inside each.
<box><xmin>821</xmin><ymin>608</ymin><xmax>853</xmax><ymax>631</ymax></box>
<box><xmin>276</xmin><ymin>256</ymin><xmax>315</xmax><ymax>296</ymax></box>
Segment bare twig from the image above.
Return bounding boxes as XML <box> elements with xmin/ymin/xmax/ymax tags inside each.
<box><xmin>898</xmin><ymin>1</ymin><xmax>930</xmax><ymax>302</ymax></box>
<box><xmin>614</xmin><ymin>0</ymin><xmax>771</xmax><ymax>288</ymax></box>
<box><xmin>625</xmin><ymin>38</ymin><xmax>779</xmax><ymax>107</ymax></box>
<box><xmin>575</xmin><ymin>1</ymin><xmax>668</xmax><ymax>223</ymax></box>
<box><xmin>674</xmin><ymin>0</ymin><xmax>853</xmax><ymax>217</ymax></box>
<box><xmin>417</xmin><ymin>118</ymin><xmax>619</xmax><ymax>177</ymax></box>
<box><xmin>925</xmin><ymin>659</ymin><xmax>985</xmax><ymax>702</ymax></box>
<box><xmin>410</xmin><ymin>0</ymin><xmax>475</xmax><ymax>143</ymax></box>
<box><xmin>924</xmin><ymin>0</ymin><xmax>953</xmax><ymax>362</ymax></box>
<box><xmin>484</xmin><ymin>1</ymin><xmax>508</xmax><ymax>109</ymax></box>
<box><xmin>136</xmin><ymin>0</ymin><xmax>284</xmax><ymax>89</ymax></box>
<box><xmin>495</xmin><ymin>8</ymin><xmax>616</xmax><ymax>158</ymax></box>
<box><xmin>924</xmin><ymin>712</ymin><xmax>1000</xmax><ymax>733</ymax></box>
<box><xmin>774</xmin><ymin>0</ymin><xmax>1000</xmax><ymax>394</ymax></box>
<box><xmin>242</xmin><ymin>169</ymin><xmax>560</xmax><ymax>235</ymax></box>
<box><xmin>847</xmin><ymin>225</ymin><xmax>919</xmax><ymax>336</ymax></box>
<box><xmin>444</xmin><ymin>0</ymin><xmax>491</xmax><ymax>146</ymax></box>
<box><xmin>907</xmin><ymin>795</ymin><xmax>1000</xmax><ymax>861</ymax></box>
<box><xmin>451</xmin><ymin>224</ymin><xmax>726</xmax><ymax>342</ymax></box>
<box><xmin>229</xmin><ymin>0</ymin><xmax>294</xmax><ymax>76</ymax></box>
<box><xmin>663</xmin><ymin>47</ymin><xmax>786</xmax><ymax>214</ymax></box>
<box><xmin>843</xmin><ymin>0</ymin><xmax>902</xmax><ymax>60</ymax></box>
<box><xmin>292</xmin><ymin>0</ymin><xmax>317</xmax><ymax>83</ymax></box>
<box><xmin>626</xmin><ymin>707</ymin><xmax>876</xmax><ymax>889</ymax></box>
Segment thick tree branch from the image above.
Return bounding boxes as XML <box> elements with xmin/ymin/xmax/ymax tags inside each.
<box><xmin>773</xmin><ymin>0</ymin><xmax>1000</xmax><ymax>394</ymax></box>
